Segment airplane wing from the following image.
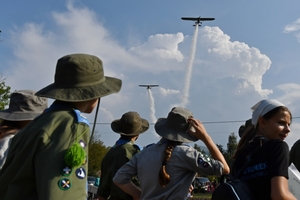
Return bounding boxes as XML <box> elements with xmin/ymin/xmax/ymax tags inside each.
<box><xmin>200</xmin><ymin>18</ymin><xmax>215</xmax><ymax>21</ymax></box>
<box><xmin>181</xmin><ymin>17</ymin><xmax>215</xmax><ymax>21</ymax></box>
<box><xmin>181</xmin><ymin>17</ymin><xmax>198</xmax><ymax>21</ymax></box>
<box><xmin>139</xmin><ymin>85</ymin><xmax>159</xmax><ymax>87</ymax></box>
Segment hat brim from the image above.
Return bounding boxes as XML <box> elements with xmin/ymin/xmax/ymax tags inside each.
<box><xmin>111</xmin><ymin>118</ymin><xmax>149</xmax><ymax>136</ymax></box>
<box><xmin>155</xmin><ymin>118</ymin><xmax>198</xmax><ymax>143</ymax></box>
<box><xmin>0</xmin><ymin>110</ymin><xmax>42</xmax><ymax>121</ymax></box>
<box><xmin>36</xmin><ymin>76</ymin><xmax>122</xmax><ymax>102</ymax></box>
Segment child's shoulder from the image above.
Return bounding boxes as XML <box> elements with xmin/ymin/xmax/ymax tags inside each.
<box><xmin>40</xmin><ymin>105</ymin><xmax>89</xmax><ymax>126</ymax></box>
<box><xmin>174</xmin><ymin>143</ymin><xmax>194</xmax><ymax>152</ymax></box>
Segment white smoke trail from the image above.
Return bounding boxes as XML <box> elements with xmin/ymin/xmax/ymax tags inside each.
<box><xmin>146</xmin><ymin>89</ymin><xmax>160</xmax><ymax>139</ymax></box>
<box><xmin>147</xmin><ymin>89</ymin><xmax>157</xmax><ymax>123</ymax></box>
<box><xmin>180</xmin><ymin>25</ymin><xmax>199</xmax><ymax>107</ymax></box>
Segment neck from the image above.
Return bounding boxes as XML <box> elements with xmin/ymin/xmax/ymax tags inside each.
<box><xmin>256</xmin><ymin>129</ymin><xmax>265</xmax><ymax>137</ymax></box>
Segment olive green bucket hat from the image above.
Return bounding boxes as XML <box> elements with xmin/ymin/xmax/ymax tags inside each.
<box><xmin>155</xmin><ymin>107</ymin><xmax>198</xmax><ymax>143</ymax></box>
<box><xmin>36</xmin><ymin>53</ymin><xmax>122</xmax><ymax>102</ymax></box>
<box><xmin>111</xmin><ymin>111</ymin><xmax>149</xmax><ymax>136</ymax></box>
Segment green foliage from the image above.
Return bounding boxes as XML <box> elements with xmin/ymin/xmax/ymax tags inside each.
<box><xmin>88</xmin><ymin>133</ymin><xmax>109</xmax><ymax>176</ymax></box>
<box><xmin>216</xmin><ymin>132</ymin><xmax>238</xmax><ymax>169</ymax></box>
<box><xmin>227</xmin><ymin>132</ymin><xmax>238</xmax><ymax>159</ymax></box>
<box><xmin>0</xmin><ymin>76</ymin><xmax>11</xmax><ymax>110</ymax></box>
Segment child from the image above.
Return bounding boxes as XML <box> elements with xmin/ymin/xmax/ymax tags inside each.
<box><xmin>232</xmin><ymin>99</ymin><xmax>296</xmax><ymax>200</ymax></box>
<box><xmin>113</xmin><ymin>107</ymin><xmax>229</xmax><ymax>199</ymax></box>
<box><xmin>0</xmin><ymin>54</ymin><xmax>122</xmax><ymax>199</ymax></box>
<box><xmin>98</xmin><ymin>111</ymin><xmax>149</xmax><ymax>200</ymax></box>
<box><xmin>0</xmin><ymin>90</ymin><xmax>47</xmax><ymax>169</ymax></box>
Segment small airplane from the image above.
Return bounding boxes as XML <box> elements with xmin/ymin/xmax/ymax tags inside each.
<box><xmin>181</xmin><ymin>16</ymin><xmax>215</xmax><ymax>26</ymax></box>
<box><xmin>139</xmin><ymin>85</ymin><xmax>159</xmax><ymax>89</ymax></box>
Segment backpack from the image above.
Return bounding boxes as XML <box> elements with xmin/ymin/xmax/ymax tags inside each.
<box><xmin>211</xmin><ymin>174</ymin><xmax>256</xmax><ymax>200</ymax></box>
<box><xmin>212</xmin><ymin>137</ymin><xmax>266</xmax><ymax>200</ymax></box>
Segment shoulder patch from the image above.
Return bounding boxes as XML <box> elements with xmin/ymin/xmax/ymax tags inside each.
<box><xmin>73</xmin><ymin>109</ymin><xmax>90</xmax><ymax>126</ymax></box>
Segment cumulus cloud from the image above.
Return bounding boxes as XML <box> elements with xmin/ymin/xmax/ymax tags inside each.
<box><xmin>194</xmin><ymin>26</ymin><xmax>272</xmax><ymax>97</ymax></box>
<box><xmin>129</xmin><ymin>33</ymin><xmax>184</xmax><ymax>62</ymax></box>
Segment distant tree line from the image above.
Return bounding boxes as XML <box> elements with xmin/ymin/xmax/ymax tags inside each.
<box><xmin>0</xmin><ymin>74</ymin><xmax>11</xmax><ymax>110</ymax></box>
<box><xmin>88</xmin><ymin>132</ymin><xmax>110</xmax><ymax>176</ymax></box>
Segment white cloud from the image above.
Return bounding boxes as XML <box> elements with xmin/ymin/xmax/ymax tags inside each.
<box><xmin>284</xmin><ymin>18</ymin><xmax>300</xmax><ymax>33</ymax></box>
<box><xmin>283</xmin><ymin>18</ymin><xmax>300</xmax><ymax>43</ymax></box>
<box><xmin>194</xmin><ymin>26</ymin><xmax>272</xmax><ymax>97</ymax></box>
<box><xmin>129</xmin><ymin>33</ymin><xmax>184</xmax><ymax>62</ymax></box>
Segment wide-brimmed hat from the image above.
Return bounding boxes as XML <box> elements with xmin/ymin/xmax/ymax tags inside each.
<box><xmin>155</xmin><ymin>107</ymin><xmax>198</xmax><ymax>143</ymax></box>
<box><xmin>0</xmin><ymin>90</ymin><xmax>48</xmax><ymax>121</ymax></box>
<box><xmin>111</xmin><ymin>111</ymin><xmax>149</xmax><ymax>136</ymax></box>
<box><xmin>36</xmin><ymin>53</ymin><xmax>122</xmax><ymax>102</ymax></box>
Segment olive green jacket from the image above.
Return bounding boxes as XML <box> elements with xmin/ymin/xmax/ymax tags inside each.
<box><xmin>97</xmin><ymin>141</ymin><xmax>140</xmax><ymax>200</ymax></box>
<box><xmin>0</xmin><ymin>103</ymin><xmax>90</xmax><ymax>200</ymax></box>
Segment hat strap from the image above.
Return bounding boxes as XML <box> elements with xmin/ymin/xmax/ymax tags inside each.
<box><xmin>89</xmin><ymin>99</ymin><xmax>100</xmax><ymax>144</ymax></box>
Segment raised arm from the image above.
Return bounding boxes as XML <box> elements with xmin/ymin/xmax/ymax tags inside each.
<box><xmin>187</xmin><ymin>118</ymin><xmax>230</xmax><ymax>174</ymax></box>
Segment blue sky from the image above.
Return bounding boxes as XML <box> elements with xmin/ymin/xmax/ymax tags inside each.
<box><xmin>1</xmin><ymin>0</ymin><xmax>300</xmax><ymax>149</ymax></box>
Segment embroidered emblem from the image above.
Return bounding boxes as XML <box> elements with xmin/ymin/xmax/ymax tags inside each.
<box><xmin>75</xmin><ymin>167</ymin><xmax>86</xmax><ymax>179</ymax></box>
<box><xmin>197</xmin><ymin>157</ymin><xmax>203</xmax><ymax>164</ymax></box>
<box><xmin>62</xmin><ymin>166</ymin><xmax>72</xmax><ymax>176</ymax></box>
<box><xmin>201</xmin><ymin>154</ymin><xmax>211</xmax><ymax>162</ymax></box>
<box><xmin>58</xmin><ymin>178</ymin><xmax>72</xmax><ymax>190</ymax></box>
<box><xmin>203</xmin><ymin>162</ymin><xmax>209</xmax><ymax>168</ymax></box>
<box><xmin>79</xmin><ymin>140</ymin><xmax>86</xmax><ymax>148</ymax></box>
